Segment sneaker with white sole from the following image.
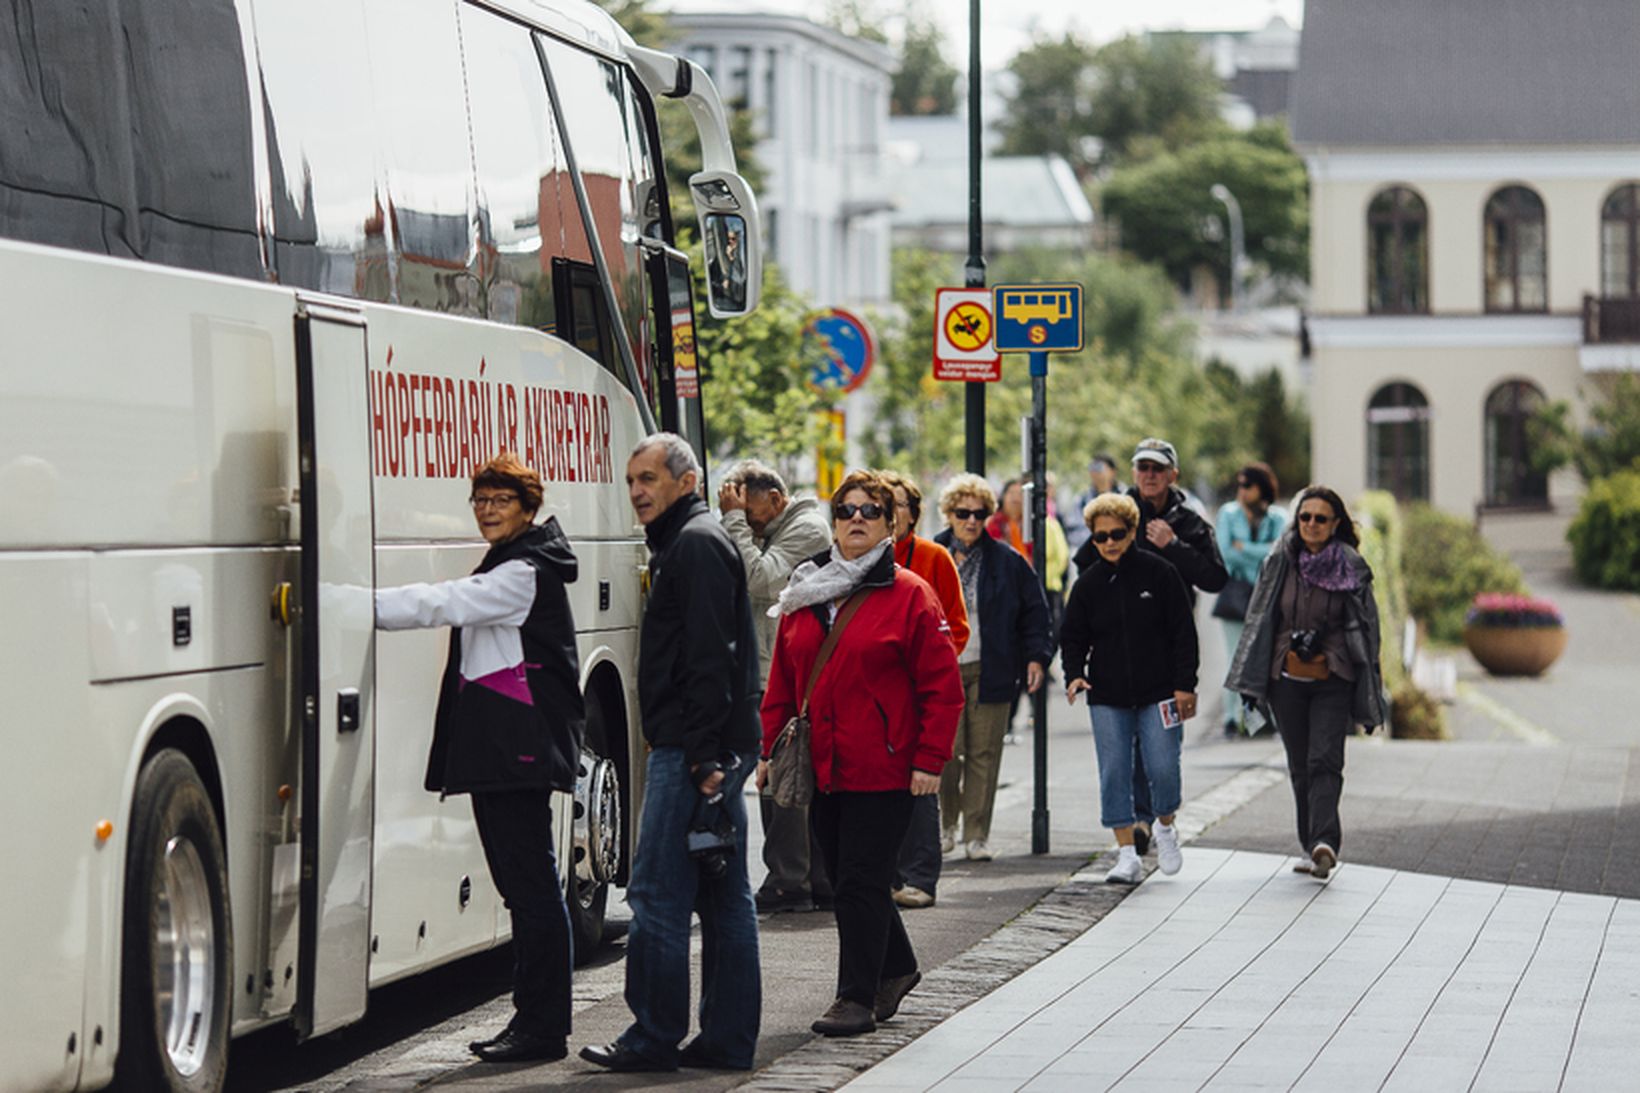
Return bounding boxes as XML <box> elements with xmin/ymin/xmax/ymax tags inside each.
<box><xmin>1154</xmin><ymin>822</ymin><xmax>1182</xmax><ymax>875</ymax></box>
<box><xmin>1105</xmin><ymin>846</ymin><xmax>1143</xmax><ymax>884</ymax></box>
<box><xmin>966</xmin><ymin>839</ymin><xmax>994</xmax><ymax>862</ymax></box>
<box><xmin>1310</xmin><ymin>843</ymin><xmax>1337</xmax><ymax>880</ymax></box>
<box><xmin>940</xmin><ymin>827</ymin><xmax>957</xmax><ymax>855</ymax></box>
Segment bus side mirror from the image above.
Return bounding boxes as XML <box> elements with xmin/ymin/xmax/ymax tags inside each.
<box><xmin>690</xmin><ymin>170</ymin><xmax>761</xmax><ymax>318</ymax></box>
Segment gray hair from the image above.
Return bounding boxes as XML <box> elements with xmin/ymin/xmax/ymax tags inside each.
<box><xmin>723</xmin><ymin>459</ymin><xmax>786</xmax><ymax>497</ymax></box>
<box><xmin>630</xmin><ymin>432</ymin><xmax>701</xmax><ymax>482</ymax></box>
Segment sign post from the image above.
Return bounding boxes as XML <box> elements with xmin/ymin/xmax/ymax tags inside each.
<box><xmin>993</xmin><ymin>282</ymin><xmax>1083</xmax><ymax>855</ymax></box>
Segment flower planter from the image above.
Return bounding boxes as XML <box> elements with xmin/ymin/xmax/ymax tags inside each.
<box><xmin>1462</xmin><ymin>624</ymin><xmax>1568</xmax><ymax>677</ymax></box>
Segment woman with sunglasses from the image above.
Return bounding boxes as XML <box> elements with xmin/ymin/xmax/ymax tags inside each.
<box><xmin>932</xmin><ymin>474</ymin><xmax>1052</xmax><ymax>863</ymax></box>
<box><xmin>1060</xmin><ymin>493</ymin><xmax>1198</xmax><ymax>884</ymax></box>
<box><xmin>1226</xmin><ymin>486</ymin><xmax>1384</xmax><ymax>881</ymax></box>
<box><xmin>760</xmin><ymin>470</ymin><xmax>964</xmax><ymax>1038</ymax></box>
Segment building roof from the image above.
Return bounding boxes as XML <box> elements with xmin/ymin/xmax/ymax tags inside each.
<box><xmin>886</xmin><ymin>152</ymin><xmax>1094</xmax><ymax>231</ymax></box>
<box><xmin>1293</xmin><ymin>0</ymin><xmax>1640</xmax><ymax>146</ymax></box>
<box><xmin>663</xmin><ymin>11</ymin><xmax>894</xmax><ymax>72</ymax></box>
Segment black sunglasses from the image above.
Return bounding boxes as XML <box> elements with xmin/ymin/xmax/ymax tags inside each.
<box><xmin>1297</xmin><ymin>511</ymin><xmax>1334</xmax><ymax>524</ymax></box>
<box><xmin>834</xmin><ymin>502</ymin><xmax>886</xmax><ymax>521</ymax></box>
<box><xmin>950</xmin><ymin>506</ymin><xmax>991</xmax><ymax>521</ymax></box>
<box><xmin>1092</xmin><ymin>527</ymin><xmax>1130</xmax><ymax>544</ymax></box>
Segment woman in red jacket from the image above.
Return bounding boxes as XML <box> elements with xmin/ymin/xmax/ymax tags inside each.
<box><xmin>759</xmin><ymin>470</ymin><xmax>965</xmax><ymax>1038</ymax></box>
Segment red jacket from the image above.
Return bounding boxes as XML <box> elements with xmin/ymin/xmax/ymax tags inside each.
<box><xmin>894</xmin><ymin>534</ymin><xmax>970</xmax><ymax>655</ymax></box>
<box><xmin>760</xmin><ymin>552</ymin><xmax>964</xmax><ymax>793</ymax></box>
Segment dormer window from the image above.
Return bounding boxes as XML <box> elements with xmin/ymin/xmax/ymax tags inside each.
<box><xmin>1483</xmin><ymin>186</ymin><xmax>1547</xmax><ymax>313</ymax></box>
<box><xmin>1367</xmin><ymin>186</ymin><xmax>1428</xmax><ymax>314</ymax></box>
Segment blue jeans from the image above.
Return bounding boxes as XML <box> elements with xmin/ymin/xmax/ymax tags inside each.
<box><xmin>620</xmin><ymin>747</ymin><xmax>760</xmax><ymax>1067</ymax></box>
<box><xmin>1090</xmin><ymin>704</ymin><xmax>1181</xmax><ymax>830</ymax></box>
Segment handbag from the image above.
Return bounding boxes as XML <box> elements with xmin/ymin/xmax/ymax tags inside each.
<box><xmin>767</xmin><ymin>588</ymin><xmax>870</xmax><ymax>809</ymax></box>
<box><xmin>1212</xmin><ymin>577</ymin><xmax>1254</xmax><ymax>621</ymax></box>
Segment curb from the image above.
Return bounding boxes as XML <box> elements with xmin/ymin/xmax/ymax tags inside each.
<box><xmin>737</xmin><ymin>763</ymin><xmax>1288</xmax><ymax>1092</ymax></box>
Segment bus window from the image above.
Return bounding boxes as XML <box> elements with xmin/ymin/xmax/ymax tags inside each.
<box><xmin>553</xmin><ymin>257</ymin><xmax>619</xmax><ymax>375</ymax></box>
<box><xmin>536</xmin><ymin>37</ymin><xmax>655</xmax><ymax>389</ymax></box>
<box><xmin>365</xmin><ymin>2</ymin><xmax>479</xmax><ymax>317</ymax></box>
<box><xmin>255</xmin><ymin>0</ymin><xmax>389</xmax><ymax>301</ymax></box>
<box><xmin>459</xmin><ymin>7</ymin><xmax>590</xmax><ymax>330</ymax></box>
<box><xmin>121</xmin><ymin>0</ymin><xmax>261</xmax><ymax>278</ymax></box>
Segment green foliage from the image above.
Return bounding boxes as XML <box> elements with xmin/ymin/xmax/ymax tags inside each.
<box><xmin>1401</xmin><ymin>505</ymin><xmax>1528</xmax><ymax>644</ymax></box>
<box><xmin>1531</xmin><ymin>373</ymin><xmax>1640</xmax><ymax>483</ymax></box>
<box><xmin>1100</xmin><ymin>127</ymin><xmax>1310</xmax><ymax>288</ymax></box>
<box><xmin>591</xmin><ymin>0</ymin><xmax>668</xmax><ymax>48</ymax></box>
<box><xmin>891</xmin><ymin>12</ymin><xmax>959</xmax><ymax>116</ymax></box>
<box><xmin>1568</xmin><ymin>469</ymin><xmax>1640</xmax><ymax>592</ymax></box>
<box><xmin>996</xmin><ymin>33</ymin><xmax>1223</xmax><ymax>175</ymax></box>
<box><xmin>1355</xmin><ymin>492</ymin><xmax>1444</xmax><ymax>739</ymax></box>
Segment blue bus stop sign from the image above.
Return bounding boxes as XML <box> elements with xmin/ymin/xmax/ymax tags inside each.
<box><xmin>992</xmin><ymin>283</ymin><xmax>1083</xmax><ymax>353</ymax></box>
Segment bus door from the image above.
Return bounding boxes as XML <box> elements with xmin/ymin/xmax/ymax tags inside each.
<box><xmin>646</xmin><ymin>241</ymin><xmax>710</xmax><ymax>473</ymax></box>
<box><xmin>292</xmin><ymin>299</ymin><xmax>376</xmax><ymax>1039</ymax></box>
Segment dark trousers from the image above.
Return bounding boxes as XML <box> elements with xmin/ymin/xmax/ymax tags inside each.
<box><xmin>812</xmin><ymin>790</ymin><xmax>918</xmax><ymax>1007</ymax></box>
<box><xmin>895</xmin><ymin>793</ymin><xmax>943</xmax><ymax>895</ymax></box>
<box><xmin>1268</xmin><ymin>677</ymin><xmax>1353</xmax><ymax>854</ymax></box>
<box><xmin>758</xmin><ymin>794</ymin><xmax>833</xmax><ymax>901</ymax></box>
<box><xmin>470</xmin><ymin>790</ymin><xmax>574</xmax><ymax>1039</ymax></box>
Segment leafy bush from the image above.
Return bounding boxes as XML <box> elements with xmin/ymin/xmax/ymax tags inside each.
<box><xmin>1401</xmin><ymin>505</ymin><xmax>1527</xmax><ymax>644</ymax></box>
<box><xmin>1568</xmin><ymin>469</ymin><xmax>1640</xmax><ymax>592</ymax></box>
<box><xmin>1356</xmin><ymin>492</ymin><xmax>1445</xmax><ymax>738</ymax></box>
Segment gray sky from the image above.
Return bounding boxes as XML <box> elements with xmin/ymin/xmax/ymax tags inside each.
<box><xmin>662</xmin><ymin>0</ymin><xmax>1304</xmax><ymax>69</ymax></box>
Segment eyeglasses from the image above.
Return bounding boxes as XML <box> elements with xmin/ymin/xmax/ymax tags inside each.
<box><xmin>833</xmin><ymin>502</ymin><xmax>886</xmax><ymax>521</ymax></box>
<box><xmin>1134</xmin><ymin>461</ymin><xmax>1170</xmax><ymax>473</ymax></box>
<box><xmin>1092</xmin><ymin>528</ymin><xmax>1130</xmax><ymax>544</ymax></box>
<box><xmin>469</xmin><ymin>493</ymin><xmax>519</xmax><ymax>510</ymax></box>
<box><xmin>949</xmin><ymin>506</ymin><xmax>991</xmax><ymax>522</ymax></box>
<box><xmin>1297</xmin><ymin>512</ymin><xmax>1334</xmax><ymax>524</ymax></box>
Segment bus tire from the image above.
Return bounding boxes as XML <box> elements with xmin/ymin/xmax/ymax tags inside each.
<box><xmin>113</xmin><ymin>749</ymin><xmax>233</xmax><ymax>1093</ymax></box>
<box><xmin>567</xmin><ymin>691</ymin><xmax>620</xmax><ymax>961</ymax></box>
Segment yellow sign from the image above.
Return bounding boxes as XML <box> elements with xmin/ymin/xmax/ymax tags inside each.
<box><xmin>998</xmin><ymin>286</ymin><xmax>1077</xmax><ymax>325</ymax></box>
<box><xmin>943</xmin><ymin>303</ymin><xmax>991</xmax><ymax>352</ymax></box>
<box><xmin>816</xmin><ymin>409</ymin><xmax>846</xmax><ymax>499</ymax></box>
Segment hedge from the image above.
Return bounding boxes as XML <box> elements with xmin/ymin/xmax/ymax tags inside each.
<box><xmin>1355</xmin><ymin>492</ymin><xmax>1445</xmax><ymax>738</ymax></box>
<box><xmin>1401</xmin><ymin>504</ymin><xmax>1527</xmax><ymax>645</ymax></box>
<box><xmin>1568</xmin><ymin>468</ymin><xmax>1640</xmax><ymax>592</ymax></box>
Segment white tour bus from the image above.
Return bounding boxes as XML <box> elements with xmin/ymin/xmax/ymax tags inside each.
<box><xmin>0</xmin><ymin>1</ymin><xmax>762</xmax><ymax>1089</ymax></box>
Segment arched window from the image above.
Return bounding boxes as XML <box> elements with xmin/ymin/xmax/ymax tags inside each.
<box><xmin>1485</xmin><ymin>381</ymin><xmax>1548</xmax><ymax>507</ymax></box>
<box><xmin>1484</xmin><ymin>186</ymin><xmax>1547</xmax><ymax>312</ymax></box>
<box><xmin>1367</xmin><ymin>186</ymin><xmax>1429</xmax><ymax>314</ymax></box>
<box><xmin>1602</xmin><ymin>183</ymin><xmax>1640</xmax><ymax>299</ymax></box>
<box><xmin>1367</xmin><ymin>382</ymin><xmax>1431</xmax><ymax>502</ymax></box>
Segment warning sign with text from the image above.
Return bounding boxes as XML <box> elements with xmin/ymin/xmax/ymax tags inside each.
<box><xmin>933</xmin><ymin>288</ymin><xmax>1001</xmax><ymax>382</ymax></box>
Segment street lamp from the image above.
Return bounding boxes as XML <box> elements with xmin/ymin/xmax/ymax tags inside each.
<box><xmin>1210</xmin><ymin>183</ymin><xmax>1245</xmax><ymax>312</ymax></box>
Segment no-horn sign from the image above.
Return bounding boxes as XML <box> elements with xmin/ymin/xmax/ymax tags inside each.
<box><xmin>933</xmin><ymin>288</ymin><xmax>1000</xmax><ymax>382</ymax></box>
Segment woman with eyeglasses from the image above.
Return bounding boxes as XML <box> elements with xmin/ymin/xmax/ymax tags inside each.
<box><xmin>1214</xmin><ymin>463</ymin><xmax>1288</xmax><ymax>736</ymax></box>
<box><xmin>759</xmin><ymin>470</ymin><xmax>964</xmax><ymax>1038</ymax></box>
<box><xmin>1226</xmin><ymin>486</ymin><xmax>1385</xmax><ymax>881</ymax></box>
<box><xmin>1059</xmin><ymin>493</ymin><xmax>1198</xmax><ymax>885</ymax></box>
<box><xmin>931</xmin><ymin>474</ymin><xmax>1053</xmax><ymax>863</ymax></box>
<box><xmin>374</xmin><ymin>453</ymin><xmax>582</xmax><ymax>1062</ymax></box>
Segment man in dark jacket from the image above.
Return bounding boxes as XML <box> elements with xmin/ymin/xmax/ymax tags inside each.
<box><xmin>1071</xmin><ymin>437</ymin><xmax>1228</xmax><ymax>848</ymax></box>
<box><xmin>581</xmin><ymin>433</ymin><xmax>762</xmax><ymax>1074</ymax></box>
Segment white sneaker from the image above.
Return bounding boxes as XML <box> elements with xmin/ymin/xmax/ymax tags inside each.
<box><xmin>1154</xmin><ymin>822</ymin><xmax>1182</xmax><ymax>875</ymax></box>
<box><xmin>1106</xmin><ymin>846</ymin><xmax>1143</xmax><ymax>885</ymax></box>
<box><xmin>966</xmin><ymin>839</ymin><xmax>994</xmax><ymax>862</ymax></box>
<box><xmin>940</xmin><ymin>827</ymin><xmax>957</xmax><ymax>855</ymax></box>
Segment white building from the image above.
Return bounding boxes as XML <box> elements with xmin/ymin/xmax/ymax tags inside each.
<box><xmin>666</xmin><ymin>12</ymin><xmax>895</xmax><ymax>308</ymax></box>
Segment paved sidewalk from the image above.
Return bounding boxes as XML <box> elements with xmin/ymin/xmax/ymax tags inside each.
<box><xmin>845</xmin><ymin>848</ymin><xmax>1639</xmax><ymax>1092</ymax></box>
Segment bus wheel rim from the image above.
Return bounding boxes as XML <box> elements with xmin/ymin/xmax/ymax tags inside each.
<box><xmin>157</xmin><ymin>834</ymin><xmax>215</xmax><ymax>1077</ymax></box>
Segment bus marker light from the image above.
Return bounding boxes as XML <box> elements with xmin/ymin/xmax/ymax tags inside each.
<box><xmin>95</xmin><ymin>820</ymin><xmax>114</xmax><ymax>842</ymax></box>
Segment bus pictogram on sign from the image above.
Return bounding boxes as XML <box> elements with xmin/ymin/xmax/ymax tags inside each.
<box><xmin>993</xmin><ymin>282</ymin><xmax>1084</xmax><ymax>353</ymax></box>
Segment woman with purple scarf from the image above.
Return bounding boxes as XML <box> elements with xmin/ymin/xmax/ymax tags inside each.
<box><xmin>1224</xmin><ymin>486</ymin><xmax>1385</xmax><ymax>880</ymax></box>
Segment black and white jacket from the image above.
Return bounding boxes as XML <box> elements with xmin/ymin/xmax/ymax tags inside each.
<box><xmin>376</xmin><ymin>518</ymin><xmax>584</xmax><ymax>795</ymax></box>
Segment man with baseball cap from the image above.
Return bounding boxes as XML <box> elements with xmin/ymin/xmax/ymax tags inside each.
<box><xmin>1072</xmin><ymin>436</ymin><xmax>1227</xmax><ymax>853</ymax></box>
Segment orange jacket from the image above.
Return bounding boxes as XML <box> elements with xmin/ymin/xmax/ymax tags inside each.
<box><xmin>894</xmin><ymin>534</ymin><xmax>970</xmax><ymax>655</ymax></box>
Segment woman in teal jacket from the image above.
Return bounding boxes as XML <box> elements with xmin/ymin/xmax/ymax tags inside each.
<box><xmin>1215</xmin><ymin>463</ymin><xmax>1287</xmax><ymax>734</ymax></box>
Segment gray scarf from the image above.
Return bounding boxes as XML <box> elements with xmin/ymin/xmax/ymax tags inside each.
<box><xmin>769</xmin><ymin>537</ymin><xmax>892</xmax><ymax>617</ymax></box>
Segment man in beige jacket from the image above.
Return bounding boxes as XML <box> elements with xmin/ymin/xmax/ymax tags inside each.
<box><xmin>718</xmin><ymin>460</ymin><xmax>831</xmax><ymax>912</ymax></box>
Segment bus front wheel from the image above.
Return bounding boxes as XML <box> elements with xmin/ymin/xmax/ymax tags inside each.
<box><xmin>568</xmin><ymin>692</ymin><xmax>621</xmax><ymax>961</ymax></box>
<box><xmin>114</xmin><ymin>749</ymin><xmax>233</xmax><ymax>1093</ymax></box>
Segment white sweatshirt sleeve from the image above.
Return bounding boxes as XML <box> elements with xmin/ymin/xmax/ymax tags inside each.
<box><xmin>375</xmin><ymin>559</ymin><xmax>537</xmax><ymax>631</ymax></box>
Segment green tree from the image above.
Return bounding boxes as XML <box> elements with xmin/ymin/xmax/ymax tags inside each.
<box><xmin>996</xmin><ymin>34</ymin><xmax>1099</xmax><ymax>173</ymax></box>
<box><xmin>1531</xmin><ymin>373</ymin><xmax>1640</xmax><ymax>483</ymax></box>
<box><xmin>1084</xmin><ymin>36</ymin><xmax>1223</xmax><ymax>163</ymax></box>
<box><xmin>1099</xmin><ymin>126</ymin><xmax>1309</xmax><ymax>289</ymax></box>
<box><xmin>892</xmin><ymin>13</ymin><xmax>959</xmax><ymax>116</ymax></box>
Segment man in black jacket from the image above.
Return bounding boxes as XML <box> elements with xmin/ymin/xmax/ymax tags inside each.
<box><xmin>582</xmin><ymin>433</ymin><xmax>762</xmax><ymax>1074</ymax></box>
<box><xmin>1071</xmin><ymin>437</ymin><xmax>1228</xmax><ymax>849</ymax></box>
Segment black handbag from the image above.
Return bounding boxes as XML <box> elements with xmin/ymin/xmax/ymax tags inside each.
<box><xmin>1212</xmin><ymin>577</ymin><xmax>1254</xmax><ymax>621</ymax></box>
<box><xmin>768</xmin><ymin>589</ymin><xmax>870</xmax><ymax>809</ymax></box>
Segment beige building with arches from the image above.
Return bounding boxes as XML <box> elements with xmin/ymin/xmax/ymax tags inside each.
<box><xmin>1294</xmin><ymin>0</ymin><xmax>1640</xmax><ymax>516</ymax></box>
